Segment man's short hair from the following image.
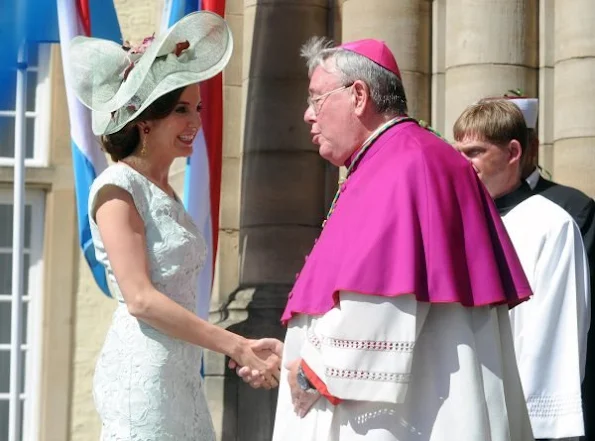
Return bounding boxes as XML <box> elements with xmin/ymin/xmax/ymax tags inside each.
<box><xmin>300</xmin><ymin>37</ymin><xmax>408</xmax><ymax>115</ymax></box>
<box><xmin>526</xmin><ymin>127</ymin><xmax>538</xmax><ymax>145</ymax></box>
<box><xmin>453</xmin><ymin>99</ymin><xmax>528</xmax><ymax>155</ymax></box>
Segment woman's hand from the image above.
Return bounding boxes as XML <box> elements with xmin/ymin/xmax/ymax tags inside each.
<box><xmin>230</xmin><ymin>338</ymin><xmax>282</xmax><ymax>389</ymax></box>
<box><xmin>229</xmin><ymin>338</ymin><xmax>284</xmax><ymax>389</ymax></box>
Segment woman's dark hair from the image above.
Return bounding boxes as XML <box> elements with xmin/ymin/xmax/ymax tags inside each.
<box><xmin>100</xmin><ymin>87</ymin><xmax>186</xmax><ymax>161</ymax></box>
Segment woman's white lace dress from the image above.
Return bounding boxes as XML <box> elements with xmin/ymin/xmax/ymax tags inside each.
<box><xmin>88</xmin><ymin>163</ymin><xmax>215</xmax><ymax>441</ymax></box>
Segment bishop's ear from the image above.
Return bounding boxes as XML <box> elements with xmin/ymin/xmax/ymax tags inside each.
<box><xmin>352</xmin><ymin>80</ymin><xmax>370</xmax><ymax>116</ymax></box>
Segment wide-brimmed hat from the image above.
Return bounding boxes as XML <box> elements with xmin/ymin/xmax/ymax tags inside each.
<box><xmin>68</xmin><ymin>11</ymin><xmax>233</xmax><ymax>135</ymax></box>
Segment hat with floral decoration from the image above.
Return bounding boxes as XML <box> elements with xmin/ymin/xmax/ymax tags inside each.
<box><xmin>68</xmin><ymin>11</ymin><xmax>233</xmax><ymax>135</ymax></box>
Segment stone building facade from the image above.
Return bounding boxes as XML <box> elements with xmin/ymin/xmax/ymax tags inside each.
<box><xmin>8</xmin><ymin>0</ymin><xmax>592</xmax><ymax>440</ymax></box>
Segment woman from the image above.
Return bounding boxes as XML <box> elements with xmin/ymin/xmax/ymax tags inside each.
<box><xmin>68</xmin><ymin>12</ymin><xmax>279</xmax><ymax>440</ymax></box>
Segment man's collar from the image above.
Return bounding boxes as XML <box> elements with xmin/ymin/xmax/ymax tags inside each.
<box><xmin>525</xmin><ymin>167</ymin><xmax>541</xmax><ymax>190</ymax></box>
<box><xmin>494</xmin><ymin>182</ymin><xmax>534</xmax><ymax>216</ymax></box>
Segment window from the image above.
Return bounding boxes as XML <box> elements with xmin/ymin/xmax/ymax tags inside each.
<box><xmin>0</xmin><ymin>44</ymin><xmax>50</xmax><ymax>167</ymax></box>
<box><xmin>0</xmin><ymin>190</ymin><xmax>45</xmax><ymax>440</ymax></box>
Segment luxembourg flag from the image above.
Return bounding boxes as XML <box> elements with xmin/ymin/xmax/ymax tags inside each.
<box><xmin>163</xmin><ymin>0</ymin><xmax>225</xmax><ymax>320</ymax></box>
<box><xmin>57</xmin><ymin>0</ymin><xmax>121</xmax><ymax>296</ymax></box>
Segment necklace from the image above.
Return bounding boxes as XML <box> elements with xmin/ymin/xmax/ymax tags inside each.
<box><xmin>322</xmin><ymin>116</ymin><xmax>444</xmax><ymax>227</ymax></box>
<box><xmin>120</xmin><ymin>159</ymin><xmax>175</xmax><ymax>200</ymax></box>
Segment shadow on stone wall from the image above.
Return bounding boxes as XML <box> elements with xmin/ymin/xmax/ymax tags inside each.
<box><xmin>218</xmin><ymin>0</ymin><xmax>333</xmax><ymax>439</ymax></box>
<box><xmin>221</xmin><ymin>285</ymin><xmax>290</xmax><ymax>441</ymax></box>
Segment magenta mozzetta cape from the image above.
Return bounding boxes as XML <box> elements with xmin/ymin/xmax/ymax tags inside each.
<box><xmin>281</xmin><ymin>121</ymin><xmax>532</xmax><ymax>324</ymax></box>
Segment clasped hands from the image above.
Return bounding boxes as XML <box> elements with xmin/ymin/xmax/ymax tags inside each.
<box><xmin>229</xmin><ymin>338</ymin><xmax>283</xmax><ymax>389</ymax></box>
<box><xmin>229</xmin><ymin>339</ymin><xmax>320</xmax><ymax>418</ymax></box>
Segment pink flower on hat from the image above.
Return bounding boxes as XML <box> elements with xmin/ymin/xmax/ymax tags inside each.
<box><xmin>122</xmin><ymin>34</ymin><xmax>156</xmax><ymax>55</ymax></box>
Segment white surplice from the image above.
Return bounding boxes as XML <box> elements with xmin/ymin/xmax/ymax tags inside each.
<box><xmin>272</xmin><ymin>292</ymin><xmax>534</xmax><ymax>441</ymax></box>
<box><xmin>502</xmin><ymin>195</ymin><xmax>591</xmax><ymax>439</ymax></box>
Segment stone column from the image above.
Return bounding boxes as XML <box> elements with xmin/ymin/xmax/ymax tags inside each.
<box><xmin>216</xmin><ymin>1</ymin><xmax>330</xmax><ymax>440</ymax></box>
<box><xmin>538</xmin><ymin>0</ymin><xmax>555</xmax><ymax>173</ymax></box>
<box><xmin>432</xmin><ymin>0</ymin><xmax>446</xmax><ymax>134</ymax></box>
<box><xmin>443</xmin><ymin>0</ymin><xmax>538</xmax><ymax>140</ymax></box>
<box><xmin>201</xmin><ymin>1</ymin><xmax>245</xmax><ymax>439</ymax></box>
<box><xmin>552</xmin><ymin>0</ymin><xmax>595</xmax><ymax>197</ymax></box>
<box><xmin>342</xmin><ymin>0</ymin><xmax>432</xmax><ymax>122</ymax></box>
<box><xmin>239</xmin><ymin>0</ymin><xmax>329</xmax><ymax>299</ymax></box>
<box><xmin>39</xmin><ymin>46</ymin><xmax>88</xmax><ymax>441</ymax></box>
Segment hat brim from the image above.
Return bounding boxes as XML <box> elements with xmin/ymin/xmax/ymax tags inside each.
<box><xmin>68</xmin><ymin>11</ymin><xmax>233</xmax><ymax>135</ymax></box>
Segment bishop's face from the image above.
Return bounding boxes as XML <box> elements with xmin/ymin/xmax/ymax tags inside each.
<box><xmin>455</xmin><ymin>135</ymin><xmax>522</xmax><ymax>199</ymax></box>
<box><xmin>303</xmin><ymin>65</ymin><xmax>359</xmax><ymax>167</ymax></box>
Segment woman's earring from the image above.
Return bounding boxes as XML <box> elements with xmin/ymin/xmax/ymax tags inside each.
<box><xmin>141</xmin><ymin>126</ymin><xmax>150</xmax><ymax>156</ymax></box>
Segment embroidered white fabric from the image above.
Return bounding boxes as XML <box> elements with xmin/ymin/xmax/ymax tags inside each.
<box><xmin>89</xmin><ymin>164</ymin><xmax>214</xmax><ymax>441</ymax></box>
<box><xmin>274</xmin><ymin>294</ymin><xmax>535</xmax><ymax>441</ymax></box>
<box><xmin>504</xmin><ymin>195</ymin><xmax>590</xmax><ymax>438</ymax></box>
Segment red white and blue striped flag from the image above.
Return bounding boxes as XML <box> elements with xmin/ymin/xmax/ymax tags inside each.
<box><xmin>163</xmin><ymin>0</ymin><xmax>225</xmax><ymax>320</ymax></box>
<box><xmin>57</xmin><ymin>0</ymin><xmax>121</xmax><ymax>296</ymax></box>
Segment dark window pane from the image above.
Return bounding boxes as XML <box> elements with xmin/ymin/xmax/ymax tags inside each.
<box><xmin>0</xmin><ymin>205</ymin><xmax>12</xmax><ymax>248</ymax></box>
<box><xmin>26</xmin><ymin>71</ymin><xmax>37</xmax><ymax>113</ymax></box>
<box><xmin>24</xmin><ymin>206</ymin><xmax>31</xmax><ymax>250</ymax></box>
<box><xmin>22</xmin><ymin>255</ymin><xmax>29</xmax><ymax>298</ymax></box>
<box><xmin>0</xmin><ymin>116</ymin><xmax>36</xmax><ymax>159</ymax></box>
<box><xmin>0</xmin><ymin>75</ymin><xmax>16</xmax><ymax>111</ymax></box>
<box><xmin>0</xmin><ymin>254</ymin><xmax>11</xmax><ymax>295</ymax></box>
<box><xmin>0</xmin><ymin>304</ymin><xmax>9</xmax><ymax>344</ymax></box>
<box><xmin>20</xmin><ymin>351</ymin><xmax>26</xmax><ymax>394</ymax></box>
<box><xmin>0</xmin><ymin>205</ymin><xmax>32</xmax><ymax>249</ymax></box>
<box><xmin>21</xmin><ymin>398</ymin><xmax>24</xmax><ymax>437</ymax></box>
<box><xmin>0</xmin><ymin>350</ymin><xmax>8</xmax><ymax>393</ymax></box>
<box><xmin>0</xmin><ymin>398</ymin><xmax>25</xmax><ymax>441</ymax></box>
<box><xmin>22</xmin><ymin>301</ymin><xmax>28</xmax><ymax>345</ymax></box>
<box><xmin>25</xmin><ymin>117</ymin><xmax>34</xmax><ymax>159</ymax></box>
<box><xmin>0</xmin><ymin>301</ymin><xmax>28</xmax><ymax>346</ymax></box>
<box><xmin>0</xmin><ymin>399</ymin><xmax>24</xmax><ymax>441</ymax></box>
<box><xmin>0</xmin><ymin>350</ymin><xmax>26</xmax><ymax>396</ymax></box>
<box><xmin>27</xmin><ymin>44</ymin><xmax>39</xmax><ymax>68</ymax></box>
<box><xmin>0</xmin><ymin>399</ymin><xmax>7</xmax><ymax>441</ymax></box>
<box><xmin>0</xmin><ymin>117</ymin><xmax>15</xmax><ymax>158</ymax></box>
<box><xmin>0</xmin><ymin>254</ymin><xmax>32</xmax><ymax>298</ymax></box>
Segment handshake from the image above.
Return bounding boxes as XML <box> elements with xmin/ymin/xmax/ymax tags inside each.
<box><xmin>229</xmin><ymin>337</ymin><xmax>321</xmax><ymax>417</ymax></box>
<box><xmin>228</xmin><ymin>338</ymin><xmax>284</xmax><ymax>389</ymax></box>
<box><xmin>228</xmin><ymin>338</ymin><xmax>321</xmax><ymax>417</ymax></box>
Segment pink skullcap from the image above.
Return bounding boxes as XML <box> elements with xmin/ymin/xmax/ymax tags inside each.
<box><xmin>340</xmin><ymin>39</ymin><xmax>401</xmax><ymax>79</ymax></box>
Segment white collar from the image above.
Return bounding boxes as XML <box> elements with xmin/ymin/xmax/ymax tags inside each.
<box><xmin>525</xmin><ymin>167</ymin><xmax>541</xmax><ymax>190</ymax></box>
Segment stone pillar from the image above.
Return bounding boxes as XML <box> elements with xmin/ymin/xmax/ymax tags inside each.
<box><xmin>538</xmin><ymin>0</ymin><xmax>555</xmax><ymax>173</ymax></box>
<box><xmin>216</xmin><ymin>1</ymin><xmax>330</xmax><ymax>440</ymax></box>
<box><xmin>432</xmin><ymin>0</ymin><xmax>446</xmax><ymax>134</ymax></box>
<box><xmin>39</xmin><ymin>46</ymin><xmax>90</xmax><ymax>441</ymax></box>
<box><xmin>552</xmin><ymin>0</ymin><xmax>595</xmax><ymax>197</ymax></box>
<box><xmin>201</xmin><ymin>1</ymin><xmax>244</xmax><ymax>439</ymax></box>
<box><xmin>342</xmin><ymin>0</ymin><xmax>432</xmax><ymax>122</ymax></box>
<box><xmin>443</xmin><ymin>0</ymin><xmax>538</xmax><ymax>140</ymax></box>
<box><xmin>239</xmin><ymin>0</ymin><xmax>330</xmax><ymax>296</ymax></box>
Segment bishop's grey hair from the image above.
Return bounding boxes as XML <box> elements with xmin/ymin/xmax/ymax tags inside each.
<box><xmin>300</xmin><ymin>36</ymin><xmax>408</xmax><ymax>115</ymax></box>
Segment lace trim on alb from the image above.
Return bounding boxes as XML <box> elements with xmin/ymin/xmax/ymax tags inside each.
<box><xmin>307</xmin><ymin>331</ymin><xmax>414</xmax><ymax>352</ymax></box>
<box><xmin>325</xmin><ymin>367</ymin><xmax>410</xmax><ymax>383</ymax></box>
<box><xmin>526</xmin><ymin>394</ymin><xmax>583</xmax><ymax>417</ymax></box>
